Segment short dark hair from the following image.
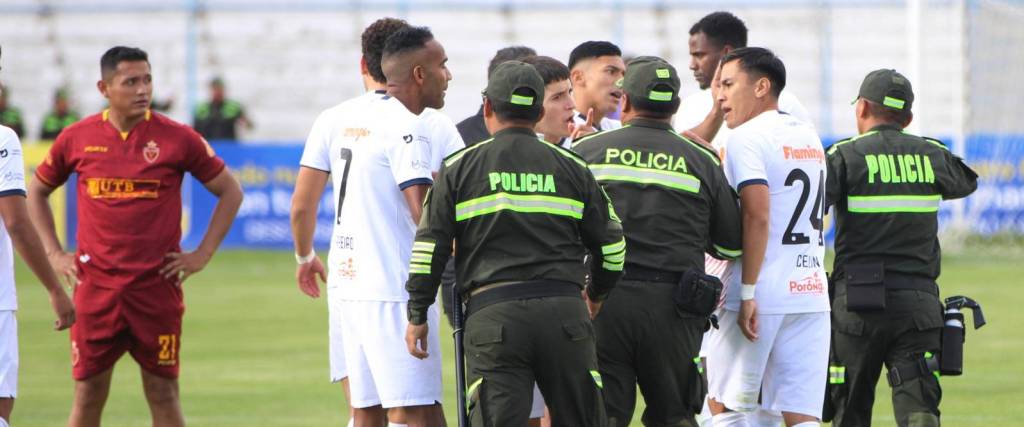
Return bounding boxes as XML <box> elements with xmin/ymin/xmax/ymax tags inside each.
<box><xmin>382</xmin><ymin>26</ymin><xmax>434</xmax><ymax>59</ymax></box>
<box><xmin>491</xmin><ymin>87</ymin><xmax>543</xmax><ymax>123</ymax></box>
<box><xmin>721</xmin><ymin>47</ymin><xmax>786</xmax><ymax>98</ymax></box>
<box><xmin>630</xmin><ymin>84</ymin><xmax>681</xmax><ymax>119</ymax></box>
<box><xmin>520</xmin><ymin>56</ymin><xmax>569</xmax><ymax>85</ymax></box>
<box><xmin>100</xmin><ymin>46</ymin><xmax>149</xmax><ymax>80</ymax></box>
<box><xmin>487</xmin><ymin>46</ymin><xmax>536</xmax><ymax>78</ymax></box>
<box><xmin>689</xmin><ymin>11</ymin><xmax>748</xmax><ymax>49</ymax></box>
<box><xmin>568</xmin><ymin>41</ymin><xmax>621</xmax><ymax>70</ymax></box>
<box><xmin>864</xmin><ymin>99</ymin><xmax>912</xmax><ymax>127</ymax></box>
<box><xmin>362</xmin><ymin>17</ymin><xmax>411</xmax><ymax>84</ymax></box>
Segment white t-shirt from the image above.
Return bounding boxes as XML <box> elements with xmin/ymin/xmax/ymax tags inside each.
<box><xmin>420</xmin><ymin>108</ymin><xmax>465</xmax><ymax>170</ymax></box>
<box><xmin>0</xmin><ymin>126</ymin><xmax>25</xmax><ymax>311</ymax></box>
<box><xmin>573</xmin><ymin>110</ymin><xmax>622</xmax><ymax>133</ymax></box>
<box><xmin>300</xmin><ymin>92</ymin><xmax>434</xmax><ymax>302</ymax></box>
<box><xmin>722</xmin><ymin>110</ymin><xmax>829</xmax><ymax>314</ymax></box>
<box><xmin>675</xmin><ymin>89</ymin><xmax>811</xmax><ymax>158</ymax></box>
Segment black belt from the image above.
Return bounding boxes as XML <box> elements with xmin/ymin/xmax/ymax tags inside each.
<box><xmin>884</xmin><ymin>273</ymin><xmax>938</xmax><ymax>296</ymax></box>
<box><xmin>464</xmin><ymin>280</ymin><xmax>581</xmax><ymax>318</ymax></box>
<box><xmin>622</xmin><ymin>264</ymin><xmax>681</xmax><ymax>283</ymax></box>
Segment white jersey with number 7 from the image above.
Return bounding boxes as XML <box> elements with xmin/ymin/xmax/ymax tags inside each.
<box><xmin>300</xmin><ymin>91</ymin><xmax>434</xmax><ymax>302</ymax></box>
<box><xmin>722</xmin><ymin>110</ymin><xmax>830</xmax><ymax>314</ymax></box>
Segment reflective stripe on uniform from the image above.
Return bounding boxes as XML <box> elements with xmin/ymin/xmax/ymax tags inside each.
<box><xmin>589</xmin><ymin>164</ymin><xmax>701</xmax><ymax>194</ymax></box>
<box><xmin>466</xmin><ymin>377</ymin><xmax>483</xmax><ymax>410</ymax></box>
<box><xmin>601</xmin><ymin>238</ymin><xmax>626</xmax><ymax>271</ymax></box>
<box><xmin>455</xmin><ymin>192</ymin><xmax>584</xmax><ymax>222</ymax></box>
<box><xmin>713</xmin><ymin>244</ymin><xmax>742</xmax><ymax>259</ymax></box>
<box><xmin>590</xmin><ymin>370</ymin><xmax>603</xmax><ymax>389</ymax></box>
<box><xmin>847</xmin><ymin>194</ymin><xmax>941</xmax><ymax>213</ymax></box>
<box><xmin>829</xmin><ymin>366</ymin><xmax>846</xmax><ymax>384</ymax></box>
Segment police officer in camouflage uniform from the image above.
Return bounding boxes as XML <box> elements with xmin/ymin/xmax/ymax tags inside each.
<box><xmin>825</xmin><ymin>69</ymin><xmax>978</xmax><ymax>427</ymax></box>
<box><xmin>405</xmin><ymin>61</ymin><xmax>624</xmax><ymax>427</ymax></box>
<box><xmin>573</xmin><ymin>56</ymin><xmax>742</xmax><ymax>427</ymax></box>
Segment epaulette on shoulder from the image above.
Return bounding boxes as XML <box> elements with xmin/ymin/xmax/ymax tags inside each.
<box><xmin>826</xmin><ymin>137</ymin><xmax>854</xmax><ymax>155</ymax></box>
<box><xmin>921</xmin><ymin>135</ymin><xmax>950</xmax><ymax>151</ymax></box>
<box><xmin>443</xmin><ymin>138</ymin><xmax>493</xmax><ymax>167</ymax></box>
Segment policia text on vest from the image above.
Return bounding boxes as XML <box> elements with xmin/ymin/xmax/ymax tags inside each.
<box><xmin>406</xmin><ymin>61</ymin><xmax>624</xmax><ymax>426</ymax></box>
<box><xmin>823</xmin><ymin>69</ymin><xmax>979</xmax><ymax>427</ymax></box>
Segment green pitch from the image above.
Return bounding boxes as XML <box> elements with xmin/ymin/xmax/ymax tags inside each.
<box><xmin>10</xmin><ymin>250</ymin><xmax>1023</xmax><ymax>425</ymax></box>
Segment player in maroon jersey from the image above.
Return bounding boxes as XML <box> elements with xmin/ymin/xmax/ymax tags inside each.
<box><xmin>28</xmin><ymin>46</ymin><xmax>243</xmax><ymax>427</ymax></box>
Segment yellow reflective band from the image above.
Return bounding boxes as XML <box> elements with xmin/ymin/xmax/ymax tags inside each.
<box><xmin>604</xmin><ymin>251</ymin><xmax>625</xmax><ymax>263</ymax></box>
<box><xmin>847</xmin><ymin>194</ymin><xmax>941</xmax><ymax>213</ymax></box>
<box><xmin>455</xmin><ymin>192</ymin><xmax>584</xmax><ymax>222</ymax></box>
<box><xmin>409</xmin><ymin>264</ymin><xmax>431</xmax><ymax>275</ymax></box>
<box><xmin>693</xmin><ymin>357</ymin><xmax>704</xmax><ymax>374</ymax></box>
<box><xmin>510</xmin><ymin>94</ymin><xmax>534</xmax><ymax>106</ymax></box>
<box><xmin>883</xmin><ymin>96</ymin><xmax>905</xmax><ymax>110</ymax></box>
<box><xmin>412</xmin><ymin>241</ymin><xmax>436</xmax><ymax>254</ymax></box>
<box><xmin>669</xmin><ymin>131</ymin><xmax>720</xmax><ymax>166</ymax></box>
<box><xmin>829</xmin><ymin>366</ymin><xmax>846</xmax><ymax>384</ymax></box>
<box><xmin>590</xmin><ymin>370</ymin><xmax>603</xmax><ymax>389</ymax></box>
<box><xmin>656</xmin><ymin>68</ymin><xmax>670</xmax><ymax>78</ymax></box>
<box><xmin>827</xmin><ymin>131</ymin><xmax>879</xmax><ymax>155</ymax></box>
<box><xmin>410</xmin><ymin>253</ymin><xmax>432</xmax><ymax>264</ymax></box>
<box><xmin>602</xmin><ymin>239</ymin><xmax>626</xmax><ymax>255</ymax></box>
<box><xmin>445</xmin><ymin>138</ymin><xmax>495</xmax><ymax>167</ymax></box>
<box><xmin>648</xmin><ymin>90</ymin><xmax>673</xmax><ymax>102</ymax></box>
<box><xmin>602</xmin><ymin>261</ymin><xmax>624</xmax><ymax>271</ymax></box>
<box><xmin>466</xmin><ymin>378</ymin><xmax>483</xmax><ymax>410</ymax></box>
<box><xmin>714</xmin><ymin>244</ymin><xmax>742</xmax><ymax>259</ymax></box>
<box><xmin>590</xmin><ymin>163</ymin><xmax>701</xmax><ymax>194</ymax></box>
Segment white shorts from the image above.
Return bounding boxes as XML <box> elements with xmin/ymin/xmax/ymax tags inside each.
<box><xmin>0</xmin><ymin>311</ymin><xmax>17</xmax><ymax>398</ymax></box>
<box><xmin>327</xmin><ymin>288</ymin><xmax>347</xmax><ymax>382</ymax></box>
<box><xmin>530</xmin><ymin>384</ymin><xmax>545</xmax><ymax>418</ymax></box>
<box><xmin>706</xmin><ymin>309</ymin><xmax>829</xmax><ymax>418</ymax></box>
<box><xmin>340</xmin><ymin>299</ymin><xmax>443</xmax><ymax>409</ymax></box>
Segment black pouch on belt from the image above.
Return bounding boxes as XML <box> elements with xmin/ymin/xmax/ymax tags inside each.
<box><xmin>674</xmin><ymin>269</ymin><xmax>723</xmax><ymax>317</ymax></box>
<box><xmin>845</xmin><ymin>263</ymin><xmax>885</xmax><ymax>311</ymax></box>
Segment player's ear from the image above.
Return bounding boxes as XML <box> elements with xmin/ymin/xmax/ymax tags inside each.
<box><xmin>482</xmin><ymin>97</ymin><xmax>494</xmax><ymax>118</ymax></box>
<box><xmin>754</xmin><ymin>76</ymin><xmax>771</xmax><ymax>99</ymax></box>
<box><xmin>902</xmin><ymin>112</ymin><xmax>914</xmax><ymax>128</ymax></box>
<box><xmin>359</xmin><ymin>56</ymin><xmax>370</xmax><ymax>77</ymax></box>
<box><xmin>570</xmin><ymin>67</ymin><xmax>586</xmax><ymax>88</ymax></box>
<box><xmin>96</xmin><ymin>79</ymin><xmax>108</xmax><ymax>99</ymax></box>
<box><xmin>413</xmin><ymin>65</ymin><xmax>425</xmax><ymax>86</ymax></box>
<box><xmin>621</xmin><ymin>93</ymin><xmax>634</xmax><ymax>114</ymax></box>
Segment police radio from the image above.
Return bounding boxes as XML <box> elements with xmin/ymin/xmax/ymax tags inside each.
<box><xmin>940</xmin><ymin>295</ymin><xmax>986</xmax><ymax>376</ymax></box>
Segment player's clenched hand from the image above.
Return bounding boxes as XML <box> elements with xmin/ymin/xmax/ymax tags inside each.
<box><xmin>570</xmin><ymin>107</ymin><xmax>597</xmax><ymax>141</ymax></box>
<box><xmin>738</xmin><ymin>299</ymin><xmax>759</xmax><ymax>341</ymax></box>
<box><xmin>161</xmin><ymin>251</ymin><xmax>211</xmax><ymax>284</ymax></box>
<box><xmin>406</xmin><ymin>323</ymin><xmax>430</xmax><ymax>359</ymax></box>
<box><xmin>49</xmin><ymin>288</ymin><xmax>75</xmax><ymax>330</ymax></box>
<box><xmin>48</xmin><ymin>250</ymin><xmax>78</xmax><ymax>288</ymax></box>
<box><xmin>295</xmin><ymin>257</ymin><xmax>327</xmax><ymax>298</ymax></box>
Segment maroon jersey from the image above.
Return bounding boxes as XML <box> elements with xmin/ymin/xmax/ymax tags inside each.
<box><xmin>36</xmin><ymin>110</ymin><xmax>225</xmax><ymax>290</ymax></box>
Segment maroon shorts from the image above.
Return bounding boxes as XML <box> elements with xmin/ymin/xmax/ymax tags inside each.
<box><xmin>70</xmin><ymin>278</ymin><xmax>185</xmax><ymax>380</ymax></box>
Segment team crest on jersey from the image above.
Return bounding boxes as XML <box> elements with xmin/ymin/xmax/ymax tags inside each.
<box><xmin>143</xmin><ymin>140</ymin><xmax>160</xmax><ymax>163</ymax></box>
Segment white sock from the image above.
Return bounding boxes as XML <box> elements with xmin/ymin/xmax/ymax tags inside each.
<box><xmin>712</xmin><ymin>411</ymin><xmax>749</xmax><ymax>427</ymax></box>
<box><xmin>747</xmin><ymin>409</ymin><xmax>783</xmax><ymax>427</ymax></box>
<box><xmin>791</xmin><ymin>423</ymin><xmax>819</xmax><ymax>427</ymax></box>
<box><xmin>388</xmin><ymin>424</ymin><xmax>408</xmax><ymax>427</ymax></box>
<box><xmin>0</xmin><ymin>416</ymin><xmax>9</xmax><ymax>427</ymax></box>
<box><xmin>347</xmin><ymin>419</ymin><xmax>354</xmax><ymax>427</ymax></box>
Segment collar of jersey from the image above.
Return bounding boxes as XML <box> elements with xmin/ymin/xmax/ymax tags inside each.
<box><xmin>102</xmin><ymin>109</ymin><xmax>152</xmax><ymax>122</ymax></box>
<box><xmin>626</xmin><ymin>117</ymin><xmax>672</xmax><ymax>130</ymax></box>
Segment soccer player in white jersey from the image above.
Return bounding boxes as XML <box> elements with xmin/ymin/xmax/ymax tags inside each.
<box><xmin>705</xmin><ymin>47</ymin><xmax>829</xmax><ymax>427</ymax></box>
<box><xmin>567</xmin><ymin>41</ymin><xmax>625</xmax><ymax>137</ymax></box>
<box><xmin>678</xmin><ymin>12</ymin><xmax>814</xmax><ymax>427</ymax></box>
<box><xmin>289</xmin><ymin>26</ymin><xmax>450</xmax><ymax>427</ymax></box>
<box><xmin>0</xmin><ymin>46</ymin><xmax>76</xmax><ymax>427</ymax></box>
<box><xmin>290</xmin><ymin>18</ymin><xmax>460</xmax><ymax>427</ymax></box>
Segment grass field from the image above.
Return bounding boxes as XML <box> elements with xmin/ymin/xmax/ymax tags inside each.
<box><xmin>9</xmin><ymin>250</ymin><xmax>1023</xmax><ymax>426</ymax></box>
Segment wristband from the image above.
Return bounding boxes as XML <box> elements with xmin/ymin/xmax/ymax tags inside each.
<box><xmin>295</xmin><ymin>249</ymin><xmax>317</xmax><ymax>265</ymax></box>
<box><xmin>740</xmin><ymin>284</ymin><xmax>756</xmax><ymax>301</ymax></box>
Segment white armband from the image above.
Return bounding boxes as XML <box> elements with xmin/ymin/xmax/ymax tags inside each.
<box><xmin>740</xmin><ymin>283</ymin><xmax>756</xmax><ymax>301</ymax></box>
<box><xmin>295</xmin><ymin>249</ymin><xmax>317</xmax><ymax>265</ymax></box>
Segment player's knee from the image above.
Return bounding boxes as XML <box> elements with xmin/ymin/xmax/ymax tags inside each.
<box><xmin>142</xmin><ymin>377</ymin><xmax>179</xmax><ymax>407</ymax></box>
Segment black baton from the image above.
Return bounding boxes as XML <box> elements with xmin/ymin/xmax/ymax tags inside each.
<box><xmin>452</xmin><ymin>287</ymin><xmax>469</xmax><ymax>427</ymax></box>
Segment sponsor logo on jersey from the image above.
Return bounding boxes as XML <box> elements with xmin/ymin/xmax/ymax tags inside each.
<box><xmin>0</xmin><ymin>149</ymin><xmax>7</xmax><ymax>158</ymax></box>
<box><xmin>402</xmin><ymin>134</ymin><xmax>413</xmax><ymax>144</ymax></box>
<box><xmin>143</xmin><ymin>140</ymin><xmax>160</xmax><ymax>163</ymax></box>
<box><xmin>789</xmin><ymin>271</ymin><xmax>825</xmax><ymax>295</ymax></box>
<box><xmin>343</xmin><ymin>128</ymin><xmax>370</xmax><ymax>141</ymax></box>
<box><xmin>782</xmin><ymin>145</ymin><xmax>824</xmax><ymax>162</ymax></box>
<box><xmin>85</xmin><ymin>177</ymin><xmax>160</xmax><ymax>199</ymax></box>
<box><xmin>84</xmin><ymin>146</ymin><xmax>109</xmax><ymax>153</ymax></box>
<box><xmin>337</xmin><ymin>257</ymin><xmax>357</xmax><ymax>279</ymax></box>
